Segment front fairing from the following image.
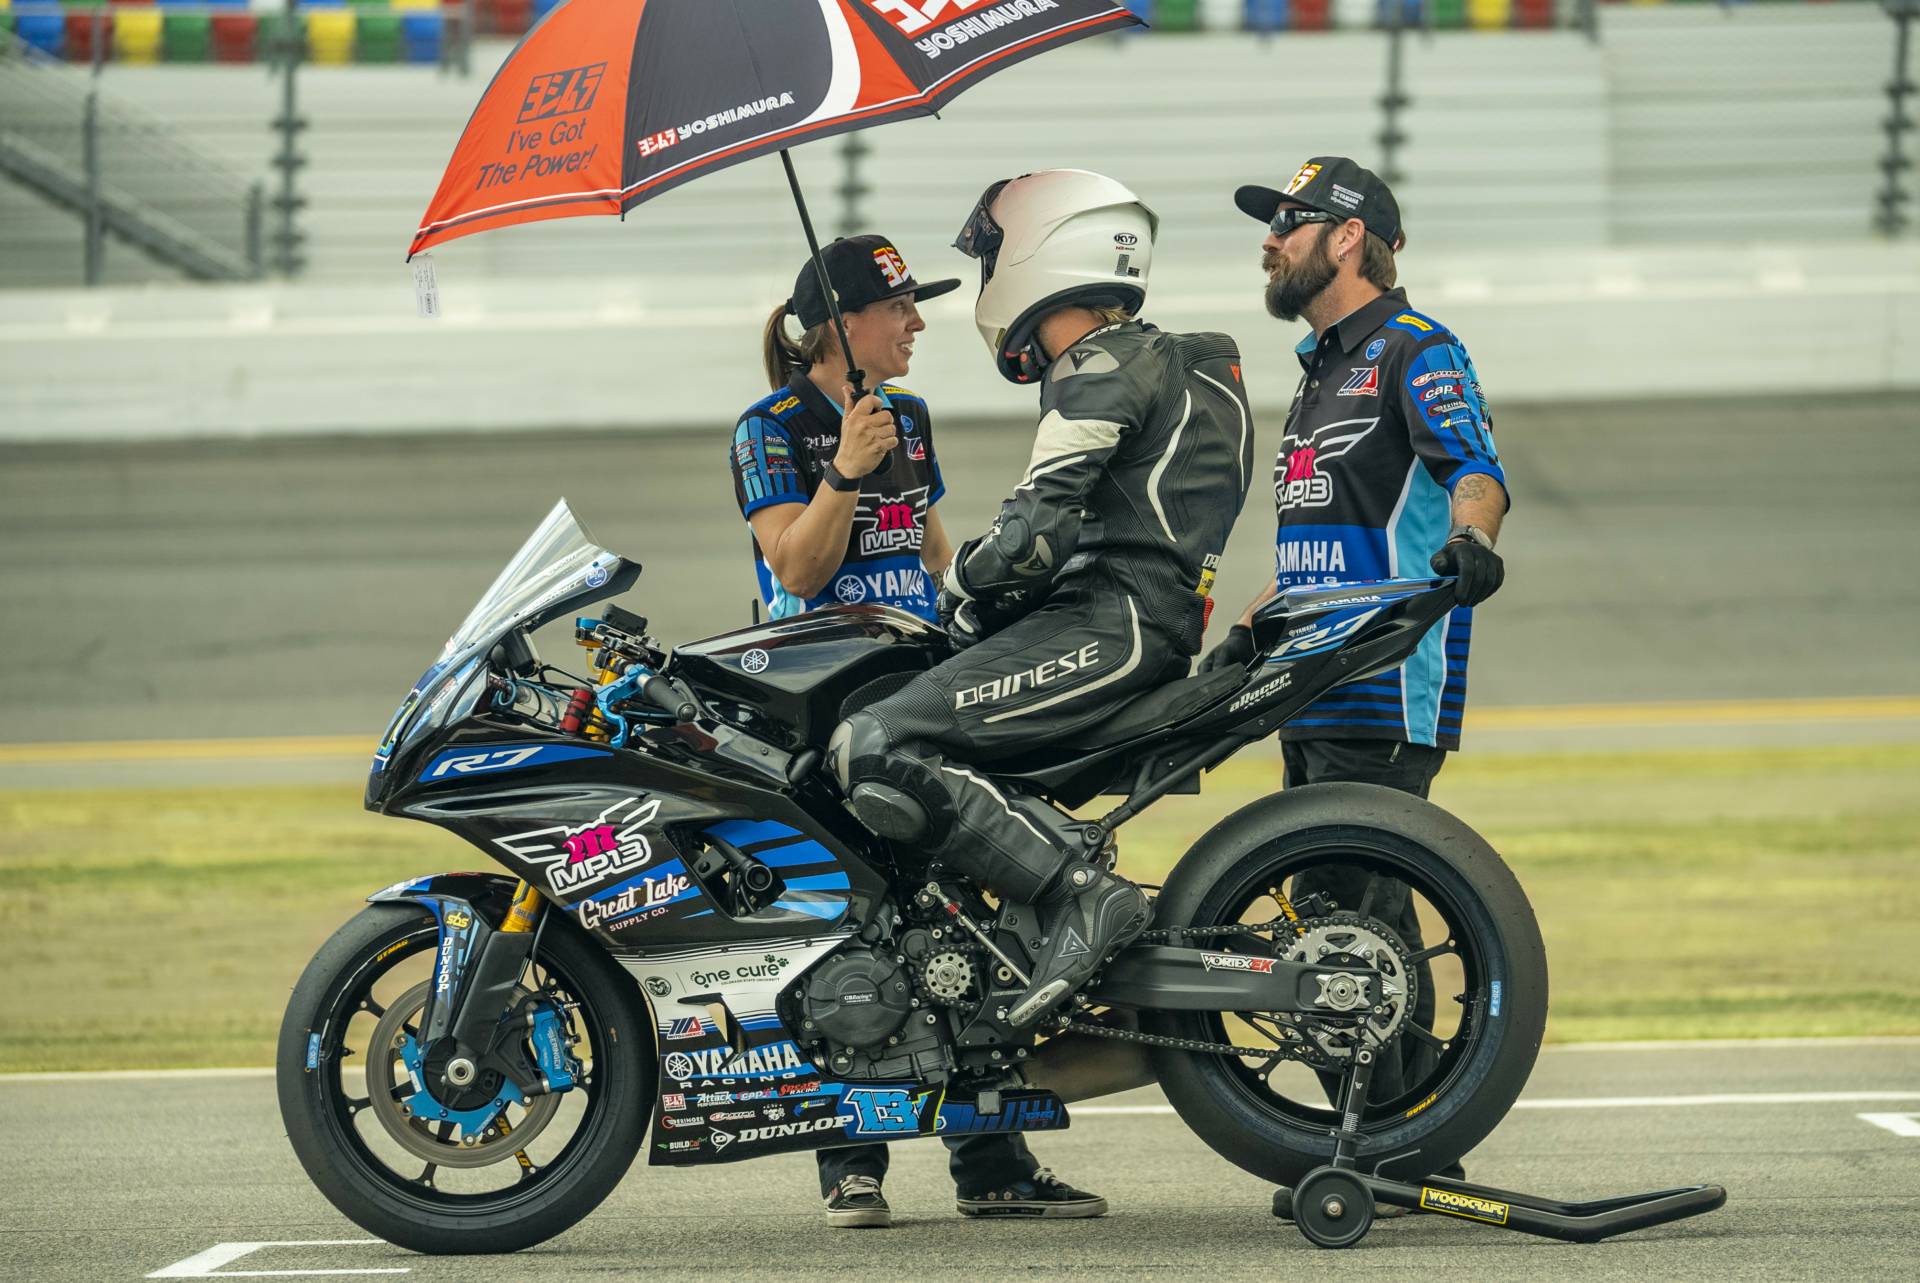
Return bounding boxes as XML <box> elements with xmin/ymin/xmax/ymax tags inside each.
<box><xmin>367</xmin><ymin>500</ymin><xmax>639</xmax><ymax>806</ymax></box>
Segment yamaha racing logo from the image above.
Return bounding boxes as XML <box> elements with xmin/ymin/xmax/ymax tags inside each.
<box><xmin>493</xmin><ymin>796</ymin><xmax>662</xmax><ymax>895</ymax></box>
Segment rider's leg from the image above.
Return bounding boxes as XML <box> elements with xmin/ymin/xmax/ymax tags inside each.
<box><xmin>830</xmin><ymin>583</ymin><xmax>1177</xmax><ymax>1026</ymax></box>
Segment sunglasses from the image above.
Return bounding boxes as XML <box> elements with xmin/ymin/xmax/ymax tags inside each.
<box><xmin>1268</xmin><ymin>208</ymin><xmax>1343</xmax><ymax>238</ymax></box>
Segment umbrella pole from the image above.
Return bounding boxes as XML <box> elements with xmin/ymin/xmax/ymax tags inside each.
<box><xmin>781</xmin><ymin>148</ymin><xmax>895</xmax><ymax>475</ymax></box>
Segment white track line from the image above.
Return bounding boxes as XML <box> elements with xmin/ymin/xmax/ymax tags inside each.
<box><xmin>1858</xmin><ymin>1113</ymin><xmax>1920</xmax><ymax>1137</ymax></box>
<box><xmin>1077</xmin><ymin>1092</ymin><xmax>1920</xmax><ymax>1116</ymax></box>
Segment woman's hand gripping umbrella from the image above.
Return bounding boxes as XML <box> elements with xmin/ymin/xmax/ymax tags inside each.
<box><xmin>409</xmin><ymin>0</ymin><xmax>1144</xmax><ymax>468</ymax></box>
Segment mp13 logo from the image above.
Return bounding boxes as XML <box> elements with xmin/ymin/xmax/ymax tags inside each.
<box><xmin>493</xmin><ymin>796</ymin><xmax>663</xmax><ymax>895</ymax></box>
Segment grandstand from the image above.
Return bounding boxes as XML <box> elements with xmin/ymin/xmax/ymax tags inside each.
<box><xmin>0</xmin><ymin>1</ymin><xmax>1912</xmax><ymax>437</ymax></box>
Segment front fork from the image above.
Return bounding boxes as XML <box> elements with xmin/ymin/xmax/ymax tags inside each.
<box><xmin>426</xmin><ymin>882</ymin><xmax>577</xmax><ymax>1099</ymax></box>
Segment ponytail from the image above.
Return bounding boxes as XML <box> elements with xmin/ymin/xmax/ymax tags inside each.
<box><xmin>761</xmin><ymin>300</ymin><xmax>851</xmax><ymax>392</ymax></box>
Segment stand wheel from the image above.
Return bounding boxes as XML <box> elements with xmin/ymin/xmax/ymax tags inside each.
<box><xmin>1291</xmin><ymin>1167</ymin><xmax>1374</xmax><ymax>1249</ymax></box>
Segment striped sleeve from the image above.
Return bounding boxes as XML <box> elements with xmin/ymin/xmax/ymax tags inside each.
<box><xmin>731</xmin><ymin>415</ymin><xmax>806</xmax><ymax>517</ymax></box>
<box><xmin>1401</xmin><ymin>338</ymin><xmax>1506</xmax><ymax>497</ymax></box>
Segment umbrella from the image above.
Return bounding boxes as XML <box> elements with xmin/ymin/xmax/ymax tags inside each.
<box><xmin>409</xmin><ymin>0</ymin><xmax>1143</xmax><ymax>422</ymax></box>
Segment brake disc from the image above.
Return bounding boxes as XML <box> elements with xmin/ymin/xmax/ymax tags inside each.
<box><xmin>1279</xmin><ymin>914</ymin><xmax>1415</xmax><ymax>1061</ymax></box>
<box><xmin>365</xmin><ymin>981</ymin><xmax>563</xmax><ymax>1168</ymax></box>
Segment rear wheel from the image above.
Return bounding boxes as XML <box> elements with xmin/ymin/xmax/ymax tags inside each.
<box><xmin>277</xmin><ymin>904</ymin><xmax>653</xmax><ymax>1254</ymax></box>
<box><xmin>1148</xmin><ymin>783</ymin><xmax>1546</xmax><ymax>1188</ymax></box>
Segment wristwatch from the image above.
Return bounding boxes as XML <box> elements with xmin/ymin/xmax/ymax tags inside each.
<box><xmin>821</xmin><ymin>462</ymin><xmax>861</xmax><ymax>493</ymax></box>
<box><xmin>1447</xmin><ymin>524</ymin><xmax>1494</xmax><ymax>550</ymax></box>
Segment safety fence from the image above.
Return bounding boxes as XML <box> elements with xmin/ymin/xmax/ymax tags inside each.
<box><xmin>0</xmin><ymin>30</ymin><xmax>261</xmax><ymax>278</ymax></box>
<box><xmin>2</xmin><ymin>0</ymin><xmax>1771</xmax><ymax>69</ymax></box>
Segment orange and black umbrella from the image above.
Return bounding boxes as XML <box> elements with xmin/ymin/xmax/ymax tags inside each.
<box><xmin>410</xmin><ymin>0</ymin><xmax>1142</xmax><ymax>447</ymax></box>
<box><xmin>410</xmin><ymin>0</ymin><xmax>1140</xmax><ymax>256</ymax></box>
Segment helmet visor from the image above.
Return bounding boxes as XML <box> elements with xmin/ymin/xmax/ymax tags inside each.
<box><xmin>952</xmin><ymin>178</ymin><xmax>1013</xmax><ymax>281</ymax></box>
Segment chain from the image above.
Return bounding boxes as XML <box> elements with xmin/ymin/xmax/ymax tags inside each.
<box><xmin>1134</xmin><ymin>917</ymin><xmax>1299</xmax><ymax>946</ymax></box>
<box><xmin>1058</xmin><ymin>1016</ymin><xmax>1325</xmax><ymax>1066</ymax></box>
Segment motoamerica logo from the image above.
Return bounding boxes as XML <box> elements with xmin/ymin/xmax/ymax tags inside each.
<box><xmin>493</xmin><ymin>796</ymin><xmax>663</xmax><ymax>895</ymax></box>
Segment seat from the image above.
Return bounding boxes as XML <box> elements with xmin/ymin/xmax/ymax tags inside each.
<box><xmin>1063</xmin><ymin>665</ymin><xmax>1244</xmax><ymax>751</ymax></box>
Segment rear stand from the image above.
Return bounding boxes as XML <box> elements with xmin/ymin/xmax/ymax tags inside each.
<box><xmin>1280</xmin><ymin>1042</ymin><xmax>1727</xmax><ymax>1248</ymax></box>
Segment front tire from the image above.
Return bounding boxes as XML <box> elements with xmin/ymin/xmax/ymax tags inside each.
<box><xmin>1148</xmin><ymin>783</ymin><xmax>1546</xmax><ymax>1188</ymax></box>
<box><xmin>277</xmin><ymin>904</ymin><xmax>654</xmax><ymax>1254</ymax></box>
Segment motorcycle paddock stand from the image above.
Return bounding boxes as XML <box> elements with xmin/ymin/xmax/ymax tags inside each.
<box><xmin>1281</xmin><ymin>1042</ymin><xmax>1728</xmax><ymax>1248</ymax></box>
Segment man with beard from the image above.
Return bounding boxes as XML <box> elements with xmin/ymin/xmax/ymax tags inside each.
<box><xmin>1200</xmin><ymin>157</ymin><xmax>1509</xmax><ymax>1212</ymax></box>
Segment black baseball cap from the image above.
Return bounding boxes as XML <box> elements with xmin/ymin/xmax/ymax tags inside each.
<box><xmin>1235</xmin><ymin>157</ymin><xmax>1404</xmax><ymax>252</ymax></box>
<box><xmin>787</xmin><ymin>234</ymin><xmax>961</xmax><ymax>330</ymax></box>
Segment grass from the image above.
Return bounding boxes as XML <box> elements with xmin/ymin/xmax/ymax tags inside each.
<box><xmin>2</xmin><ymin>745</ymin><xmax>1916</xmax><ymax>1072</ymax></box>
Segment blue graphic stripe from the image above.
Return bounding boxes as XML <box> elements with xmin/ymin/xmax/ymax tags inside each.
<box><xmin>781</xmin><ymin>872</ymin><xmax>852</xmax><ymax>891</ymax></box>
<box><xmin>773</xmin><ymin>898</ymin><xmax>846</xmax><ymax>920</ymax></box>
<box><xmin>754</xmin><ymin>840</ymin><xmax>837</xmax><ymax>868</ymax></box>
<box><xmin>706</xmin><ymin>820</ymin><xmax>801</xmax><ymax>848</ymax></box>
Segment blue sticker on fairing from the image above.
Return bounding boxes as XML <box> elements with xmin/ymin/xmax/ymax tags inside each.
<box><xmin>420</xmin><ymin>743</ymin><xmax>609</xmax><ymax>782</ymax></box>
<box><xmin>1490</xmin><ymin>980</ymin><xmax>1502</xmax><ymax>1017</ymax></box>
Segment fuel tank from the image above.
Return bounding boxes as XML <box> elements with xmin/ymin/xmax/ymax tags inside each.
<box><xmin>669</xmin><ymin>605</ymin><xmax>950</xmax><ymax>749</ymax></box>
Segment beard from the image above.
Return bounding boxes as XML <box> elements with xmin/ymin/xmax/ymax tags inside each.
<box><xmin>1263</xmin><ymin>226</ymin><xmax>1339</xmax><ymax>321</ymax></box>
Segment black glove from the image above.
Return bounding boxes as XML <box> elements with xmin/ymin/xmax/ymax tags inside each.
<box><xmin>937</xmin><ymin>587</ymin><xmax>988</xmax><ymax>650</ymax></box>
<box><xmin>1199</xmin><ymin>623</ymin><xmax>1257</xmax><ymax>674</ymax></box>
<box><xmin>1430</xmin><ymin>536</ymin><xmax>1505</xmax><ymax>607</ymax></box>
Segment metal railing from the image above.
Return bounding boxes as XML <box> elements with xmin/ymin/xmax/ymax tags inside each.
<box><xmin>0</xmin><ymin>30</ymin><xmax>262</xmax><ymax>281</ymax></box>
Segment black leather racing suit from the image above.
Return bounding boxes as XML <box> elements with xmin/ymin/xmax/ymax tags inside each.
<box><xmin>834</xmin><ymin>320</ymin><xmax>1255</xmax><ymax>903</ymax></box>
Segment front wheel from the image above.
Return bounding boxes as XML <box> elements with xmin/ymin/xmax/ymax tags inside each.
<box><xmin>277</xmin><ymin>904</ymin><xmax>654</xmax><ymax>1254</ymax></box>
<box><xmin>1148</xmin><ymin>782</ymin><xmax>1546</xmax><ymax>1188</ymax></box>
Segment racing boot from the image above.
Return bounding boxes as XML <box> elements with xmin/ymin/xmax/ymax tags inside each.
<box><xmin>1006</xmin><ymin>861</ymin><xmax>1151</xmax><ymax>1028</ymax></box>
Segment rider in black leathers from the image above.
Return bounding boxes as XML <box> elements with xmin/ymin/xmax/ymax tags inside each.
<box><xmin>829</xmin><ymin>170</ymin><xmax>1256</xmax><ymax>1027</ymax></box>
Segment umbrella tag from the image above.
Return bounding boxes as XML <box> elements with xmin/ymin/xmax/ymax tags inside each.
<box><xmin>413</xmin><ymin>254</ymin><xmax>440</xmax><ymax>320</ymax></box>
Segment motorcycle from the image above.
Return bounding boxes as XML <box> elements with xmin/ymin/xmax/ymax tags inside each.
<box><xmin>278</xmin><ymin>500</ymin><xmax>1547</xmax><ymax>1253</ymax></box>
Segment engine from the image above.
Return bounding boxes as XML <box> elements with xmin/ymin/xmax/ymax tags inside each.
<box><xmin>800</xmin><ymin>948</ymin><xmax>912</xmax><ymax>1050</ymax></box>
<box><xmin>789</xmin><ymin>886</ymin><xmax>1044</xmax><ymax>1085</ymax></box>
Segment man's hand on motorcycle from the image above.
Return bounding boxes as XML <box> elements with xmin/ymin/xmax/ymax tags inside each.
<box><xmin>1430</xmin><ymin>538</ymin><xmax>1505</xmax><ymax>606</ymax></box>
<box><xmin>833</xmin><ymin>389</ymin><xmax>898</xmax><ymax>479</ymax></box>
<box><xmin>1199</xmin><ymin>623</ymin><xmax>1257</xmax><ymax>674</ymax></box>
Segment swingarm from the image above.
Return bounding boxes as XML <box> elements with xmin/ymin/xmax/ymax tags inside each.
<box><xmin>1090</xmin><ymin>945</ymin><xmax>1380</xmax><ymax>1016</ymax></box>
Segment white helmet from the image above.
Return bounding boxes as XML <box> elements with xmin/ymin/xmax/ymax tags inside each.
<box><xmin>952</xmin><ymin>169</ymin><xmax>1160</xmax><ymax>385</ymax></box>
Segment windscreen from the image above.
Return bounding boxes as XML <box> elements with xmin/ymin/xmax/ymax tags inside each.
<box><xmin>372</xmin><ymin>500</ymin><xmax>630</xmax><ymax>774</ymax></box>
<box><xmin>439</xmin><ymin>499</ymin><xmax>620</xmax><ymax>666</ymax></box>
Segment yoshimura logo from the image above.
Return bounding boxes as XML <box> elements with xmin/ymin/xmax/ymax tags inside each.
<box><xmin>494</xmin><ymin>796</ymin><xmax>663</xmax><ymax>895</ymax></box>
<box><xmin>517</xmin><ymin>64</ymin><xmax>607</xmax><ymax>123</ymax></box>
<box><xmin>1202</xmin><ymin>953</ymin><xmax>1276</xmax><ymax>973</ymax></box>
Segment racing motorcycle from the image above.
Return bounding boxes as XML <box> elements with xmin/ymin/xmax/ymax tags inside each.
<box><xmin>278</xmin><ymin>500</ymin><xmax>1547</xmax><ymax>1253</ymax></box>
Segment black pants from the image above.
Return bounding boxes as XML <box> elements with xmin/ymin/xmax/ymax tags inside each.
<box><xmin>816</xmin><ymin>1135</ymin><xmax>1037</xmax><ymax>1199</ymax></box>
<box><xmin>1281</xmin><ymin>737</ymin><xmax>1447</xmax><ymax>1110</ymax></box>
<box><xmin>848</xmin><ymin>577</ymin><xmax>1182</xmax><ymax>903</ymax></box>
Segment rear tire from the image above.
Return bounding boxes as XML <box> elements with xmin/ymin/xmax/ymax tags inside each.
<box><xmin>277</xmin><ymin>904</ymin><xmax>654</xmax><ymax>1254</ymax></box>
<box><xmin>1148</xmin><ymin>783</ymin><xmax>1546</xmax><ymax>1188</ymax></box>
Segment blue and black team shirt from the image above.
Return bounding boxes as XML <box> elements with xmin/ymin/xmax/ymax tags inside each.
<box><xmin>730</xmin><ymin>372</ymin><xmax>946</xmax><ymax>622</ymax></box>
<box><xmin>1273</xmin><ymin>287</ymin><xmax>1508</xmax><ymax>750</ymax></box>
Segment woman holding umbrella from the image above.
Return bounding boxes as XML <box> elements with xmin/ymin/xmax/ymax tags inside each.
<box><xmin>730</xmin><ymin>235</ymin><xmax>1110</xmax><ymax>1227</ymax></box>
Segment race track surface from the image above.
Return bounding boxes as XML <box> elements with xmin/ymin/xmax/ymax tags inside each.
<box><xmin>1</xmin><ymin>391</ymin><xmax>1915</xmax><ymax>745</ymax></box>
<box><xmin>5</xmin><ymin>1041</ymin><xmax>1916</xmax><ymax>1282</ymax></box>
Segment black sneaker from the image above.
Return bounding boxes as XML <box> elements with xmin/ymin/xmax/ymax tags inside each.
<box><xmin>1007</xmin><ymin>863</ymin><xmax>1150</xmax><ymax>1027</ymax></box>
<box><xmin>957</xmin><ymin>1167</ymin><xmax>1109</xmax><ymax>1218</ymax></box>
<box><xmin>826</xmin><ymin>1174</ymin><xmax>891</xmax><ymax>1228</ymax></box>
